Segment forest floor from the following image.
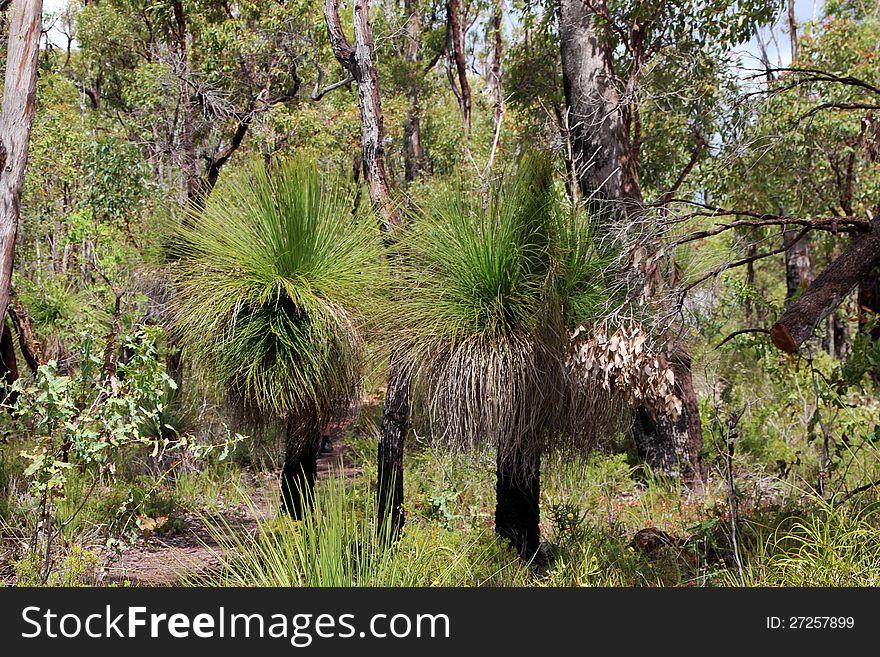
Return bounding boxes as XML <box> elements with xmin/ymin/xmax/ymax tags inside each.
<box><xmin>100</xmin><ymin>443</ymin><xmax>363</xmax><ymax>586</ymax></box>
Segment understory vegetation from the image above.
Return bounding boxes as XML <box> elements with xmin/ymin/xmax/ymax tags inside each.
<box><xmin>4</xmin><ymin>358</ymin><xmax>880</xmax><ymax>587</ymax></box>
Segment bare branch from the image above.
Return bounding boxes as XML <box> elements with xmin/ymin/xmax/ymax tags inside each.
<box><xmin>681</xmin><ymin>226</ymin><xmax>811</xmax><ymax>293</ymax></box>
<box><xmin>311</xmin><ymin>71</ymin><xmax>354</xmax><ymax>100</ymax></box>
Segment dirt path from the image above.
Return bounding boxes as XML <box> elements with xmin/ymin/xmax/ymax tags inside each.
<box><xmin>101</xmin><ymin>441</ymin><xmax>364</xmax><ymax>586</ymax></box>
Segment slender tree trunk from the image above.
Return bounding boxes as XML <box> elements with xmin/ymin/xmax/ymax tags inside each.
<box><xmin>324</xmin><ymin>0</ymin><xmax>396</xmax><ymax>225</ymax></box>
<box><xmin>0</xmin><ymin>319</ymin><xmax>18</xmax><ymax>393</ymax></box>
<box><xmin>858</xmin><ymin>265</ymin><xmax>880</xmax><ymax>379</ymax></box>
<box><xmin>446</xmin><ymin>0</ymin><xmax>471</xmax><ymax>135</ymax></box>
<box><xmin>402</xmin><ymin>0</ymin><xmax>426</xmax><ymax>182</ymax></box>
<box><xmin>489</xmin><ymin>2</ymin><xmax>503</xmax><ymax>126</ymax></box>
<box><xmin>495</xmin><ymin>447</ymin><xmax>541</xmax><ymax>559</ymax></box>
<box><xmin>745</xmin><ymin>251</ymin><xmax>756</xmax><ymax>327</ymax></box>
<box><xmin>378</xmin><ymin>362</ymin><xmax>408</xmax><ymax>537</ymax></box>
<box><xmin>0</xmin><ymin>0</ymin><xmax>42</xmax><ymax>327</ymax></box>
<box><xmin>783</xmin><ymin>225</ymin><xmax>813</xmax><ymax>306</ymax></box>
<box><xmin>170</xmin><ymin>0</ymin><xmax>199</xmax><ymax>203</ymax></box>
<box><xmin>823</xmin><ymin>305</ymin><xmax>849</xmax><ymax>359</ymax></box>
<box><xmin>558</xmin><ymin>0</ymin><xmax>703</xmax><ymax>482</ymax></box>
<box><xmin>280</xmin><ymin>408</ymin><xmax>322</xmax><ymax>519</ymax></box>
<box><xmin>787</xmin><ymin>0</ymin><xmax>798</xmax><ymax>63</ymax></box>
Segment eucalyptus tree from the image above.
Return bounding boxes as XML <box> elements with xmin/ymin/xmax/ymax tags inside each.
<box><xmin>72</xmin><ymin>0</ymin><xmax>305</xmax><ymax>204</ymax></box>
<box><xmin>170</xmin><ymin>158</ymin><xmax>385</xmax><ymax>516</ymax></box>
<box><xmin>387</xmin><ymin>154</ymin><xmax>621</xmax><ymax>558</ymax></box>
<box><xmin>0</xmin><ymin>0</ymin><xmax>43</xmax><ymax>331</ymax></box>
<box><xmin>556</xmin><ymin>0</ymin><xmax>777</xmax><ymax>481</ymax></box>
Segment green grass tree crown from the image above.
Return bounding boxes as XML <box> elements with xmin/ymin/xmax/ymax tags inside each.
<box><xmin>387</xmin><ymin>153</ymin><xmax>624</xmax><ymax>467</ymax></box>
<box><xmin>170</xmin><ymin>158</ymin><xmax>387</xmax><ymax>425</ymax></box>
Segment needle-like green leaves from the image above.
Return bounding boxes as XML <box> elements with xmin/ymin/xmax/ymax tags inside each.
<box><xmin>170</xmin><ymin>159</ymin><xmax>385</xmax><ymax>422</ymax></box>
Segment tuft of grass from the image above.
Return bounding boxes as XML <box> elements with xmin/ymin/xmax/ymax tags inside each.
<box><xmin>387</xmin><ymin>153</ymin><xmax>621</xmax><ymax>464</ymax></box>
<box><xmin>170</xmin><ymin>158</ymin><xmax>387</xmax><ymax>422</ymax></box>
<box><xmin>188</xmin><ymin>475</ymin><xmax>526</xmax><ymax>587</ymax></box>
<box><xmin>733</xmin><ymin>501</ymin><xmax>880</xmax><ymax>586</ymax></box>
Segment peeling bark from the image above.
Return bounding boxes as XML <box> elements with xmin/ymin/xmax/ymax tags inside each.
<box><xmin>324</xmin><ymin>0</ymin><xmax>397</xmax><ymax>226</ymax></box>
<box><xmin>558</xmin><ymin>0</ymin><xmax>703</xmax><ymax>482</ymax></box>
<box><xmin>558</xmin><ymin>0</ymin><xmax>638</xmax><ymax>205</ymax></box>
<box><xmin>0</xmin><ymin>0</ymin><xmax>43</xmax><ymax>327</ymax></box>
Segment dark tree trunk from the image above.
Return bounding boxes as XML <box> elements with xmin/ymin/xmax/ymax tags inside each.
<box><xmin>744</xmin><ymin>241</ymin><xmax>756</xmax><ymax>326</ymax></box>
<box><xmin>8</xmin><ymin>298</ymin><xmax>42</xmax><ymax>374</ymax></box>
<box><xmin>632</xmin><ymin>345</ymin><xmax>705</xmax><ymax>483</ymax></box>
<box><xmin>783</xmin><ymin>225</ymin><xmax>813</xmax><ymax>306</ymax></box>
<box><xmin>858</xmin><ymin>265</ymin><xmax>880</xmax><ymax>379</ymax></box>
<box><xmin>495</xmin><ymin>448</ymin><xmax>541</xmax><ymax>559</ymax></box>
<box><xmin>280</xmin><ymin>409</ymin><xmax>322</xmax><ymax>519</ymax></box>
<box><xmin>402</xmin><ymin>0</ymin><xmax>426</xmax><ymax>182</ymax></box>
<box><xmin>558</xmin><ymin>0</ymin><xmax>703</xmax><ymax>483</ymax></box>
<box><xmin>0</xmin><ymin>318</ymin><xmax>18</xmax><ymax>394</ymax></box>
<box><xmin>772</xmin><ymin>217</ymin><xmax>880</xmax><ymax>353</ymax></box>
<box><xmin>786</xmin><ymin>0</ymin><xmax>798</xmax><ymax>63</ymax></box>
<box><xmin>377</xmin><ymin>362</ymin><xmax>408</xmax><ymax>537</ymax></box>
<box><xmin>446</xmin><ymin>0</ymin><xmax>471</xmax><ymax>135</ymax></box>
<box><xmin>858</xmin><ymin>266</ymin><xmax>880</xmax><ymax>340</ymax></box>
<box><xmin>558</xmin><ymin>0</ymin><xmax>637</xmax><ymax>205</ymax></box>
<box><xmin>403</xmin><ymin>102</ymin><xmax>425</xmax><ymax>182</ymax></box>
<box><xmin>170</xmin><ymin>0</ymin><xmax>199</xmax><ymax>203</ymax></box>
<box><xmin>489</xmin><ymin>2</ymin><xmax>503</xmax><ymax>126</ymax></box>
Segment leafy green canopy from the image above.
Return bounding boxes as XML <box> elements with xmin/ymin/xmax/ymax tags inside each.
<box><xmin>171</xmin><ymin>159</ymin><xmax>385</xmax><ymax>421</ymax></box>
<box><xmin>389</xmin><ymin>154</ymin><xmax>619</xmax><ymax>460</ymax></box>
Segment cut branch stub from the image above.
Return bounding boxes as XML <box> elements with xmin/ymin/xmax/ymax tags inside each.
<box><xmin>771</xmin><ymin>217</ymin><xmax>880</xmax><ymax>353</ymax></box>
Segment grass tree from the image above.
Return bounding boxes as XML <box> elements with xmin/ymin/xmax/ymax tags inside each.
<box><xmin>170</xmin><ymin>158</ymin><xmax>385</xmax><ymax>517</ymax></box>
<box><xmin>389</xmin><ymin>154</ymin><xmax>622</xmax><ymax>558</ymax></box>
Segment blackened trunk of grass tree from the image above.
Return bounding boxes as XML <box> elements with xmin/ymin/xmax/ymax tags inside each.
<box><xmin>324</xmin><ymin>0</ymin><xmax>410</xmax><ymax>536</ymax></box>
<box><xmin>378</xmin><ymin>362</ymin><xmax>409</xmax><ymax>537</ymax></box>
<box><xmin>280</xmin><ymin>409</ymin><xmax>322</xmax><ymax>519</ymax></box>
<box><xmin>495</xmin><ymin>447</ymin><xmax>541</xmax><ymax>560</ymax></box>
<box><xmin>558</xmin><ymin>0</ymin><xmax>704</xmax><ymax>483</ymax></box>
